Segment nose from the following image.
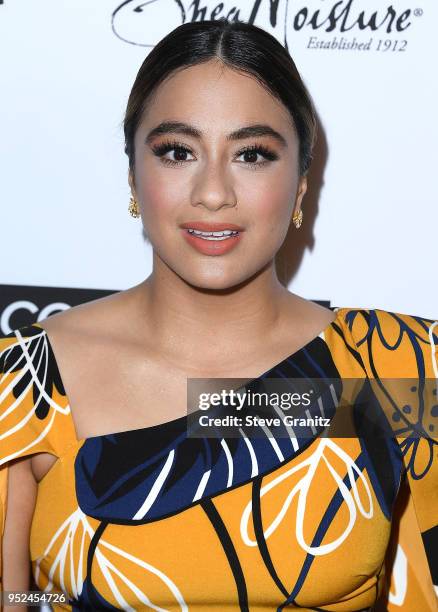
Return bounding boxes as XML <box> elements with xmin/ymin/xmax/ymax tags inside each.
<box><xmin>190</xmin><ymin>159</ymin><xmax>237</xmax><ymax>212</ymax></box>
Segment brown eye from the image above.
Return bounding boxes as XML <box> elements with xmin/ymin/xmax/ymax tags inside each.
<box><xmin>242</xmin><ymin>150</ymin><xmax>259</xmax><ymax>164</ymax></box>
<box><xmin>173</xmin><ymin>147</ymin><xmax>190</xmax><ymax>162</ymax></box>
<box><xmin>236</xmin><ymin>144</ymin><xmax>279</xmax><ymax>168</ymax></box>
<box><xmin>151</xmin><ymin>140</ymin><xmax>195</xmax><ymax>166</ymax></box>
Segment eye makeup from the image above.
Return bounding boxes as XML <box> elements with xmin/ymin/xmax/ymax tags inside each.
<box><xmin>150</xmin><ymin>139</ymin><xmax>280</xmax><ymax>169</ymax></box>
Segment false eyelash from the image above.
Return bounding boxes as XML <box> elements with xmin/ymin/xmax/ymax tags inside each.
<box><xmin>151</xmin><ymin>139</ymin><xmax>279</xmax><ymax>167</ymax></box>
<box><xmin>151</xmin><ymin>139</ymin><xmax>189</xmax><ymax>158</ymax></box>
<box><xmin>238</xmin><ymin>143</ymin><xmax>278</xmax><ymax>162</ymax></box>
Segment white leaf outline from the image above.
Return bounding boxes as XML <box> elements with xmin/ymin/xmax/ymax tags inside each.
<box><xmin>240</xmin><ymin>438</ymin><xmax>373</xmax><ymax>555</ymax></box>
<box><xmin>33</xmin><ymin>506</ymin><xmax>188</xmax><ymax>611</ymax></box>
<box><xmin>0</xmin><ymin>331</ymin><xmax>70</xmax><ymax>464</ymax></box>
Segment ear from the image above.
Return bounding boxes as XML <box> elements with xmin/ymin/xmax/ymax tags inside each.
<box><xmin>128</xmin><ymin>169</ymin><xmax>136</xmax><ymax>197</ymax></box>
<box><xmin>292</xmin><ymin>175</ymin><xmax>307</xmax><ymax>216</ymax></box>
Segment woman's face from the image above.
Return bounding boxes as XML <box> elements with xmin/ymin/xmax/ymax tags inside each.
<box><xmin>129</xmin><ymin>59</ymin><xmax>307</xmax><ymax>290</ymax></box>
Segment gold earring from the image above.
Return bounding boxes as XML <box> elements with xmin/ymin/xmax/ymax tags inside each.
<box><xmin>128</xmin><ymin>195</ymin><xmax>140</xmax><ymax>218</ymax></box>
<box><xmin>292</xmin><ymin>209</ymin><xmax>303</xmax><ymax>229</ymax></box>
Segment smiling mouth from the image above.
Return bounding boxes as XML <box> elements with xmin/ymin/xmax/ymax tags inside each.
<box><xmin>185</xmin><ymin>229</ymin><xmax>239</xmax><ymax>240</ymax></box>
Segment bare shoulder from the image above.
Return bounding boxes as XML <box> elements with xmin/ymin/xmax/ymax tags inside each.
<box><xmin>37</xmin><ymin>284</ymin><xmax>141</xmax><ymax>344</ymax></box>
<box><xmin>282</xmin><ymin>292</ymin><xmax>337</xmax><ymax>331</ymax></box>
<box><xmin>34</xmin><ymin>282</ymin><xmax>149</xmax><ymax>395</ymax></box>
<box><xmin>31</xmin><ymin>283</ymin><xmax>153</xmax><ymax>439</ymax></box>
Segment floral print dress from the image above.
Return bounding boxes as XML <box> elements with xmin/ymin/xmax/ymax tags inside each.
<box><xmin>0</xmin><ymin>307</ymin><xmax>437</xmax><ymax>611</ymax></box>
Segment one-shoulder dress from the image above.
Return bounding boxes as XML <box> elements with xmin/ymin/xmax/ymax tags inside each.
<box><xmin>0</xmin><ymin>307</ymin><xmax>437</xmax><ymax>611</ymax></box>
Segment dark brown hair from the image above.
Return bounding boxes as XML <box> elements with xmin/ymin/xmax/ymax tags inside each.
<box><xmin>124</xmin><ymin>19</ymin><xmax>317</xmax><ymax>178</ymax></box>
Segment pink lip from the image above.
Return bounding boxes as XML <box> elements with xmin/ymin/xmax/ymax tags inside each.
<box><xmin>180</xmin><ymin>221</ymin><xmax>244</xmax><ymax>231</ymax></box>
<box><xmin>181</xmin><ymin>227</ymin><xmax>243</xmax><ymax>256</ymax></box>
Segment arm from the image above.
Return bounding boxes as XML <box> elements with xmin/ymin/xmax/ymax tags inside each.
<box><xmin>345</xmin><ymin>308</ymin><xmax>438</xmax><ymax>608</ymax></box>
<box><xmin>1</xmin><ymin>457</ymin><xmax>37</xmax><ymax>612</ymax></box>
<box><xmin>0</xmin><ymin>326</ymin><xmax>76</xmax><ymax>612</ymax></box>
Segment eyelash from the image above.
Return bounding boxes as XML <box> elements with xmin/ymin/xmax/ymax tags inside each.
<box><xmin>151</xmin><ymin>139</ymin><xmax>279</xmax><ymax>169</ymax></box>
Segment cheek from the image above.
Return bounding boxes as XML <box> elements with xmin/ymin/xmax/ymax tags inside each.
<box><xmin>136</xmin><ymin>171</ymin><xmax>182</xmax><ymax>231</ymax></box>
<box><xmin>248</xmin><ymin>180</ymin><xmax>294</xmax><ymax>237</ymax></box>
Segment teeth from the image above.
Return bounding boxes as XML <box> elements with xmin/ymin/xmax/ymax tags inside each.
<box><xmin>187</xmin><ymin>228</ymin><xmax>239</xmax><ymax>238</ymax></box>
<box><xmin>193</xmin><ymin>235</ymin><xmax>232</xmax><ymax>241</ymax></box>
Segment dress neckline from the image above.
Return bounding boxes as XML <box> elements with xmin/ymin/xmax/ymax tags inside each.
<box><xmin>30</xmin><ymin>307</ymin><xmax>344</xmax><ymax>442</ymax></box>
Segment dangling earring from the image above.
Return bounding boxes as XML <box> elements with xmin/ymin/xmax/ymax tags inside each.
<box><xmin>128</xmin><ymin>195</ymin><xmax>140</xmax><ymax>218</ymax></box>
<box><xmin>292</xmin><ymin>209</ymin><xmax>303</xmax><ymax>229</ymax></box>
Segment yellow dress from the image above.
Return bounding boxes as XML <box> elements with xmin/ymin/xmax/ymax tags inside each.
<box><xmin>0</xmin><ymin>307</ymin><xmax>437</xmax><ymax>611</ymax></box>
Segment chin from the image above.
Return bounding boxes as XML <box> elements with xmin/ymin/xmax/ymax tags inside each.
<box><xmin>186</xmin><ymin>276</ymin><xmax>241</xmax><ymax>292</ymax></box>
<box><xmin>180</xmin><ymin>263</ymin><xmax>266</xmax><ymax>293</ymax></box>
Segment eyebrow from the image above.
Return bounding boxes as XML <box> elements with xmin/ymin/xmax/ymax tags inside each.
<box><xmin>144</xmin><ymin>121</ymin><xmax>288</xmax><ymax>148</ymax></box>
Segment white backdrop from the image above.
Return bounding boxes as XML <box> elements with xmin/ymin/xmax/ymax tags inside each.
<box><xmin>1</xmin><ymin>0</ymin><xmax>437</xmax><ymax>318</ymax></box>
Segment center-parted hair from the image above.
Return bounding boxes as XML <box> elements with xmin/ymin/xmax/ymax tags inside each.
<box><xmin>124</xmin><ymin>19</ymin><xmax>317</xmax><ymax>178</ymax></box>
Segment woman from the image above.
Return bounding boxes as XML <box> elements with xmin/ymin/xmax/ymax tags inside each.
<box><xmin>0</xmin><ymin>18</ymin><xmax>436</xmax><ymax>612</ymax></box>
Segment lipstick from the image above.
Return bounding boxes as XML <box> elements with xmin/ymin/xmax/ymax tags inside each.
<box><xmin>179</xmin><ymin>221</ymin><xmax>244</xmax><ymax>256</ymax></box>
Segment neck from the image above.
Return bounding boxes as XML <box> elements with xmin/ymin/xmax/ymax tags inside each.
<box><xmin>133</xmin><ymin>256</ymin><xmax>293</xmax><ymax>366</ymax></box>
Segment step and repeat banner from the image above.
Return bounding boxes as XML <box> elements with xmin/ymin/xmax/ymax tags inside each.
<box><xmin>0</xmin><ymin>2</ymin><xmax>437</xmax><ymax>608</ymax></box>
<box><xmin>0</xmin><ymin>0</ymin><xmax>437</xmax><ymax>332</ymax></box>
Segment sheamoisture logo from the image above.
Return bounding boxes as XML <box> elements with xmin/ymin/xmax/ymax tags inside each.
<box><xmin>111</xmin><ymin>0</ymin><xmax>423</xmax><ymax>50</ymax></box>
